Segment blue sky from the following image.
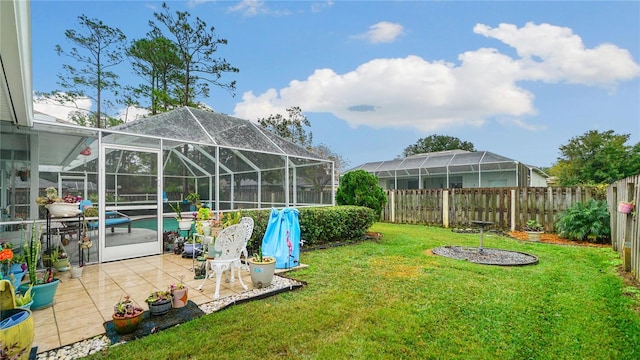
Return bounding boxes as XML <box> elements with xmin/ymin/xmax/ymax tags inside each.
<box><xmin>30</xmin><ymin>1</ymin><xmax>640</xmax><ymax>170</ymax></box>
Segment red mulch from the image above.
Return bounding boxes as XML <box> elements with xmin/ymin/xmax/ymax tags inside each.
<box><xmin>508</xmin><ymin>231</ymin><xmax>610</xmax><ymax>248</ymax></box>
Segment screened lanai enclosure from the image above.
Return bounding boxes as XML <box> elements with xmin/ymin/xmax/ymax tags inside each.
<box><xmin>348</xmin><ymin>150</ymin><xmax>547</xmax><ymax>189</ymax></box>
<box><xmin>0</xmin><ymin>107</ymin><xmax>334</xmax><ymax>262</ymax></box>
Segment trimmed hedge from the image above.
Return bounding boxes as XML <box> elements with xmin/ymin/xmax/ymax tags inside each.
<box><xmin>238</xmin><ymin>206</ymin><xmax>375</xmax><ymax>253</ymax></box>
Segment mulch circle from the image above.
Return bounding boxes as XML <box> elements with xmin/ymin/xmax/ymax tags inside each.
<box><xmin>432</xmin><ymin>246</ymin><xmax>539</xmax><ymax>266</ymax></box>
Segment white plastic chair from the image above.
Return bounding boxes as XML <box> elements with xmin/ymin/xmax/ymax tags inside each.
<box><xmin>196</xmin><ymin>224</ymin><xmax>248</xmax><ymax>299</ymax></box>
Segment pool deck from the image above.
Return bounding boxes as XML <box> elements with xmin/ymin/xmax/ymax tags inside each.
<box><xmin>29</xmin><ymin>252</ymin><xmax>276</xmax><ymax>354</ymax></box>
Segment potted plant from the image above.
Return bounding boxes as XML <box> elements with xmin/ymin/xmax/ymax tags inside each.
<box><xmin>0</xmin><ymin>247</ymin><xmax>26</xmax><ymax>292</ymax></box>
<box><xmin>18</xmin><ymin>222</ymin><xmax>60</xmax><ymax>310</ymax></box>
<box><xmin>618</xmin><ymin>201</ymin><xmax>635</xmax><ymax>214</ymax></box>
<box><xmin>50</xmin><ymin>247</ymin><xmax>69</xmax><ymax>271</ymax></box>
<box><xmin>169</xmin><ymin>202</ymin><xmax>192</xmax><ymax>231</ymax></box>
<box><xmin>524</xmin><ymin>219</ymin><xmax>544</xmax><ymax>242</ymax></box>
<box><xmin>182</xmin><ymin>235</ymin><xmax>202</xmax><ymax>258</ymax></box>
<box><xmin>0</xmin><ymin>280</ymin><xmax>34</xmax><ymax>360</ymax></box>
<box><xmin>195</xmin><ymin>207</ymin><xmax>213</xmax><ymax>236</ymax></box>
<box><xmin>186</xmin><ymin>192</ymin><xmax>201</xmax><ymax>211</ymax></box>
<box><xmin>169</xmin><ymin>275</ymin><xmax>188</xmax><ymax>308</ymax></box>
<box><xmin>36</xmin><ymin>187</ymin><xmax>82</xmax><ymax>217</ymax></box>
<box><xmin>112</xmin><ymin>294</ymin><xmax>144</xmax><ymax>335</ymax></box>
<box><xmin>15</xmin><ymin>284</ymin><xmax>33</xmax><ymax>310</ymax></box>
<box><xmin>145</xmin><ymin>290</ymin><xmax>172</xmax><ymax>316</ymax></box>
<box><xmin>248</xmin><ymin>247</ymin><xmax>276</xmax><ymax>289</ymax></box>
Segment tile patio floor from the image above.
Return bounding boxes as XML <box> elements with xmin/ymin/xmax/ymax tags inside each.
<box><xmin>30</xmin><ymin>253</ymin><xmax>262</xmax><ymax>354</ymax></box>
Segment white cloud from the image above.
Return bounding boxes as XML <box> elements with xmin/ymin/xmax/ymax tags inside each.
<box><xmin>474</xmin><ymin>22</ymin><xmax>640</xmax><ymax>86</ymax></box>
<box><xmin>234</xmin><ymin>22</ymin><xmax>640</xmax><ymax>133</ymax></box>
<box><xmin>353</xmin><ymin>21</ymin><xmax>404</xmax><ymax>44</ymax></box>
<box><xmin>311</xmin><ymin>0</ymin><xmax>334</xmax><ymax>13</ymax></box>
<box><xmin>227</xmin><ymin>0</ymin><xmax>290</xmax><ymax>17</ymax></box>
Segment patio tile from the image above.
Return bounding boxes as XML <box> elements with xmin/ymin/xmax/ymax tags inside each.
<box><xmin>30</xmin><ymin>252</ymin><xmax>296</xmax><ymax>356</ymax></box>
<box><xmin>36</xmin><ymin>333</ymin><xmax>61</xmax><ymax>353</ymax></box>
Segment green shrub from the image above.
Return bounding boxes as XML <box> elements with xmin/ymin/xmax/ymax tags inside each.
<box><xmin>336</xmin><ymin>170</ymin><xmax>387</xmax><ymax>219</ymax></box>
<box><xmin>554</xmin><ymin>199</ymin><xmax>610</xmax><ymax>243</ymax></box>
<box><xmin>240</xmin><ymin>206</ymin><xmax>375</xmax><ymax>252</ymax></box>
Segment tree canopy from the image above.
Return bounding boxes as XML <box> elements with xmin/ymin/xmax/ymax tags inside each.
<box><xmin>402</xmin><ymin>134</ymin><xmax>475</xmax><ymax>157</ymax></box>
<box><xmin>257</xmin><ymin>106</ymin><xmax>314</xmax><ymax>148</ymax></box>
<box><xmin>549</xmin><ymin>130</ymin><xmax>640</xmax><ymax>186</ymax></box>
<box><xmin>53</xmin><ymin>15</ymin><xmax>127</xmax><ymax>128</ymax></box>
<box><xmin>149</xmin><ymin>2</ymin><xmax>239</xmax><ymax>107</ymax></box>
<box><xmin>336</xmin><ymin>170</ymin><xmax>387</xmax><ymax>219</ymax></box>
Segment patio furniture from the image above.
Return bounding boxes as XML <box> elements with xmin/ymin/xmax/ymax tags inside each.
<box><xmin>81</xmin><ymin>201</ymin><xmax>131</xmax><ymax>233</ymax></box>
<box><xmin>239</xmin><ymin>217</ymin><xmax>254</xmax><ymax>271</ymax></box>
<box><xmin>196</xmin><ymin>224</ymin><xmax>248</xmax><ymax>299</ymax></box>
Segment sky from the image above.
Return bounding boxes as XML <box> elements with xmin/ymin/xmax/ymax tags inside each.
<box><xmin>30</xmin><ymin>0</ymin><xmax>640</xmax><ymax>170</ymax></box>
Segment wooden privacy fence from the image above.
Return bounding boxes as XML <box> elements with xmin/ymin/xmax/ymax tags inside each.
<box><xmin>608</xmin><ymin>175</ymin><xmax>639</xmax><ymax>281</ymax></box>
<box><xmin>382</xmin><ymin>187</ymin><xmax>604</xmax><ymax>232</ymax></box>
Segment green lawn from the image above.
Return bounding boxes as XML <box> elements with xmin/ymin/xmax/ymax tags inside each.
<box><xmin>87</xmin><ymin>223</ymin><xmax>640</xmax><ymax>359</ymax></box>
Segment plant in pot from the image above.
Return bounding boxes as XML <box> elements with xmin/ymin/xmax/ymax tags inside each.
<box><xmin>169</xmin><ymin>202</ymin><xmax>192</xmax><ymax>231</ymax></box>
<box><xmin>36</xmin><ymin>187</ymin><xmax>82</xmax><ymax>218</ymax></box>
<box><xmin>145</xmin><ymin>290</ymin><xmax>172</xmax><ymax>316</ymax></box>
<box><xmin>524</xmin><ymin>220</ymin><xmax>544</xmax><ymax>242</ymax></box>
<box><xmin>0</xmin><ymin>247</ymin><xmax>26</xmax><ymax>292</ymax></box>
<box><xmin>186</xmin><ymin>192</ymin><xmax>201</xmax><ymax>211</ymax></box>
<box><xmin>50</xmin><ymin>247</ymin><xmax>69</xmax><ymax>271</ymax></box>
<box><xmin>112</xmin><ymin>294</ymin><xmax>144</xmax><ymax>335</ymax></box>
<box><xmin>195</xmin><ymin>207</ymin><xmax>213</xmax><ymax>236</ymax></box>
<box><xmin>182</xmin><ymin>235</ymin><xmax>202</xmax><ymax>258</ymax></box>
<box><xmin>19</xmin><ymin>222</ymin><xmax>60</xmax><ymax>310</ymax></box>
<box><xmin>248</xmin><ymin>247</ymin><xmax>276</xmax><ymax>289</ymax></box>
<box><xmin>169</xmin><ymin>275</ymin><xmax>188</xmax><ymax>308</ymax></box>
<box><xmin>15</xmin><ymin>284</ymin><xmax>33</xmax><ymax>310</ymax></box>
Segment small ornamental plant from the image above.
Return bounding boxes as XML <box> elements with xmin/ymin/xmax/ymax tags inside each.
<box><xmin>36</xmin><ymin>187</ymin><xmax>82</xmax><ymax>205</ymax></box>
<box><xmin>169</xmin><ymin>275</ymin><xmax>185</xmax><ymax>292</ymax></box>
<box><xmin>524</xmin><ymin>220</ymin><xmax>543</xmax><ymax>232</ymax></box>
<box><xmin>113</xmin><ymin>295</ymin><xmax>144</xmax><ymax>318</ymax></box>
<box><xmin>145</xmin><ymin>290</ymin><xmax>172</xmax><ymax>304</ymax></box>
<box><xmin>251</xmin><ymin>247</ymin><xmax>275</xmax><ymax>264</ymax></box>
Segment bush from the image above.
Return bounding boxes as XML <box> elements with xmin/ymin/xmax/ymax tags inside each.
<box><xmin>554</xmin><ymin>199</ymin><xmax>610</xmax><ymax>243</ymax></box>
<box><xmin>240</xmin><ymin>206</ymin><xmax>376</xmax><ymax>253</ymax></box>
<box><xmin>336</xmin><ymin>170</ymin><xmax>387</xmax><ymax>219</ymax></box>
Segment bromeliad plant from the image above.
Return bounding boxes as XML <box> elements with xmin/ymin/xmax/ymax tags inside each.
<box><xmin>113</xmin><ymin>294</ymin><xmax>144</xmax><ymax>318</ymax></box>
<box><xmin>145</xmin><ymin>290</ymin><xmax>172</xmax><ymax>304</ymax></box>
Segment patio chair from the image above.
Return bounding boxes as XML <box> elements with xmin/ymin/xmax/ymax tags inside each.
<box><xmin>81</xmin><ymin>200</ymin><xmax>131</xmax><ymax>233</ymax></box>
<box><xmin>196</xmin><ymin>224</ymin><xmax>248</xmax><ymax>299</ymax></box>
<box><xmin>239</xmin><ymin>217</ymin><xmax>254</xmax><ymax>271</ymax></box>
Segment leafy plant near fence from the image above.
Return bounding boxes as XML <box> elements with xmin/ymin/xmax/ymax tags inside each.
<box><xmin>240</xmin><ymin>206</ymin><xmax>375</xmax><ymax>252</ymax></box>
<box><xmin>555</xmin><ymin>199</ymin><xmax>611</xmax><ymax>243</ymax></box>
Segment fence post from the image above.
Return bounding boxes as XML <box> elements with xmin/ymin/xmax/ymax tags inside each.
<box><xmin>510</xmin><ymin>189</ymin><xmax>516</xmax><ymax>232</ymax></box>
<box><xmin>390</xmin><ymin>191</ymin><xmax>395</xmax><ymax>223</ymax></box>
<box><xmin>443</xmin><ymin>190</ymin><xmax>449</xmax><ymax>228</ymax></box>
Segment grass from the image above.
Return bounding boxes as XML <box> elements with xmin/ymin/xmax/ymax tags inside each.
<box><xmin>86</xmin><ymin>223</ymin><xmax>640</xmax><ymax>359</ymax></box>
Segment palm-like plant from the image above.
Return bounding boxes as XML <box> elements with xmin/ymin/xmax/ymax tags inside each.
<box><xmin>555</xmin><ymin>199</ymin><xmax>610</xmax><ymax>243</ymax></box>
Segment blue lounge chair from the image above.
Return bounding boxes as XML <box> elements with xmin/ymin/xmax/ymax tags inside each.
<box><xmin>81</xmin><ymin>200</ymin><xmax>131</xmax><ymax>233</ymax></box>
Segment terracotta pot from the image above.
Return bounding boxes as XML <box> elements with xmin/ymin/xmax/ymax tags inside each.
<box><xmin>171</xmin><ymin>288</ymin><xmax>188</xmax><ymax>308</ymax></box>
<box><xmin>112</xmin><ymin>311</ymin><xmax>143</xmax><ymax>335</ymax></box>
